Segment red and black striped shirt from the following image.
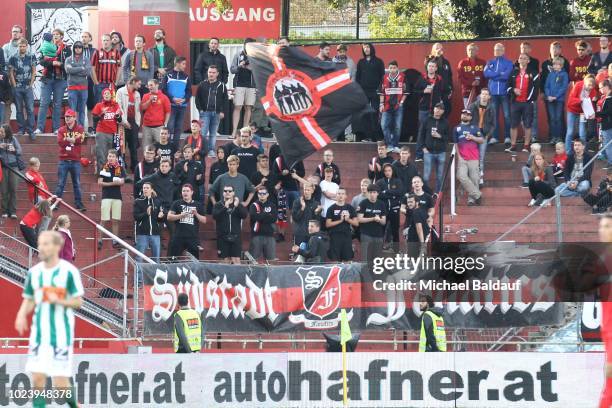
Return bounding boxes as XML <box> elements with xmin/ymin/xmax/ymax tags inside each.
<box><xmin>92</xmin><ymin>48</ymin><xmax>121</xmax><ymax>84</ymax></box>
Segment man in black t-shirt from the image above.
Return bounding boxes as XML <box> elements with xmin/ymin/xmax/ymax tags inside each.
<box><xmin>249</xmin><ymin>186</ymin><xmax>277</xmax><ymax>262</ymax></box>
<box><xmin>231</xmin><ymin>127</ymin><xmax>260</xmax><ymax>176</ymax></box>
<box><xmin>406</xmin><ymin>193</ymin><xmax>430</xmax><ymax>244</ymax></box>
<box><xmin>154</xmin><ymin>127</ymin><xmax>178</xmax><ymax>167</ymax></box>
<box><xmin>167</xmin><ymin>184</ymin><xmax>207</xmax><ymax>259</ymax></box>
<box><xmin>357</xmin><ymin>184</ymin><xmax>387</xmax><ymax>261</ymax></box>
<box><xmin>97</xmin><ymin>149</ymin><xmax>126</xmax><ymax>249</ymax></box>
<box><xmin>325</xmin><ymin>188</ymin><xmax>359</xmax><ymax>262</ymax></box>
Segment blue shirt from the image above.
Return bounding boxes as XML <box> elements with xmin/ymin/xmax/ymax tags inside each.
<box><xmin>8</xmin><ymin>53</ymin><xmax>36</xmax><ymax>87</ymax></box>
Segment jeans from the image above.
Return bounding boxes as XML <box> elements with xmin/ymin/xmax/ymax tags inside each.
<box><xmin>285</xmin><ymin>189</ymin><xmax>300</xmax><ymax>211</ymax></box>
<box><xmin>416</xmin><ymin>110</ymin><xmax>430</xmax><ymax>159</ymax></box>
<box><xmin>522</xmin><ymin>166</ymin><xmax>532</xmax><ymax>184</ymax></box>
<box><xmin>13</xmin><ymin>87</ymin><xmax>35</xmax><ymax>133</ymax></box>
<box><xmin>457</xmin><ymin>156</ymin><xmax>481</xmax><ymax>201</ymax></box>
<box><xmin>0</xmin><ymin>168</ymin><xmax>19</xmax><ymax>215</ymax></box>
<box><xmin>565</xmin><ymin>112</ymin><xmax>587</xmax><ymax>154</ymax></box>
<box><xmin>200</xmin><ymin>110</ymin><xmax>220</xmax><ymax>153</ymax></box>
<box><xmin>555</xmin><ymin>180</ymin><xmax>591</xmax><ymax>197</ymax></box>
<box><xmin>381</xmin><ymin>107</ymin><xmax>403</xmax><ymax>148</ymax></box>
<box><xmin>124</xmin><ymin>119</ymin><xmax>140</xmax><ymax>172</ymax></box>
<box><xmin>55</xmin><ymin>160</ymin><xmax>83</xmax><ymax>205</ymax></box>
<box><xmin>168</xmin><ymin>105</ymin><xmax>187</xmax><ymax>146</ymax></box>
<box><xmin>37</xmin><ymin>79</ymin><xmax>67</xmax><ymax>133</ymax></box>
<box><xmin>68</xmin><ymin>89</ymin><xmax>87</xmax><ymax>127</ymax></box>
<box><xmin>479</xmin><ymin>136</ymin><xmax>487</xmax><ymax>172</ymax></box>
<box><xmin>532</xmin><ymin>99</ymin><xmax>539</xmax><ymax>139</ymax></box>
<box><xmin>490</xmin><ymin>94</ymin><xmax>510</xmax><ymax>142</ymax></box>
<box><xmin>423</xmin><ymin>151</ymin><xmax>446</xmax><ymax>192</ymax></box>
<box><xmin>547</xmin><ymin>100</ymin><xmax>564</xmax><ymax>143</ymax></box>
<box><xmin>601</xmin><ymin>128</ymin><xmax>612</xmax><ymax>166</ymax></box>
<box><xmin>135</xmin><ymin>235</ymin><xmax>161</xmax><ymax>263</ymax></box>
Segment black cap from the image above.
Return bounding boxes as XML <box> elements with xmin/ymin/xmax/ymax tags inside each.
<box><xmin>434</xmin><ymin>102</ymin><xmax>445</xmax><ymax>110</ymax></box>
<box><xmin>367</xmin><ymin>184</ymin><xmax>380</xmax><ymax>192</ymax></box>
<box><xmin>461</xmin><ymin>109</ymin><xmax>472</xmax><ymax>114</ymax></box>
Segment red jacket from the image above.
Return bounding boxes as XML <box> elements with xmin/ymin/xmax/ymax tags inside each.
<box><xmin>21</xmin><ymin>208</ymin><xmax>42</xmax><ymax>228</ymax></box>
<box><xmin>566</xmin><ymin>81</ymin><xmax>597</xmax><ymax>115</ymax></box>
<box><xmin>457</xmin><ymin>57</ymin><xmax>487</xmax><ymax>97</ymax></box>
<box><xmin>569</xmin><ymin>55</ymin><xmax>591</xmax><ymax>83</ymax></box>
<box><xmin>141</xmin><ymin>92</ymin><xmax>171</xmax><ymax>127</ymax></box>
<box><xmin>57</xmin><ymin>124</ymin><xmax>85</xmax><ymax>161</ymax></box>
<box><xmin>25</xmin><ymin>169</ymin><xmax>50</xmax><ymax>203</ymax></box>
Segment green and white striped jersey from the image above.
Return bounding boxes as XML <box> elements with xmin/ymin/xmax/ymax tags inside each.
<box><xmin>22</xmin><ymin>260</ymin><xmax>84</xmax><ymax>349</ymax></box>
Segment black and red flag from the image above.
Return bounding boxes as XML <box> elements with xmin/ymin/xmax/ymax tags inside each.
<box><xmin>246</xmin><ymin>43</ymin><xmax>369</xmax><ymax>168</ymax></box>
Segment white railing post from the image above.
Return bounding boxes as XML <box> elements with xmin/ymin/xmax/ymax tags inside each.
<box><xmin>122</xmin><ymin>250</ymin><xmax>129</xmax><ymax>338</ymax></box>
<box><xmin>450</xmin><ymin>144</ymin><xmax>457</xmax><ymax>216</ymax></box>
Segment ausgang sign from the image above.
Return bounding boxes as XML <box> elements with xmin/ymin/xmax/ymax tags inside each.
<box><xmin>189</xmin><ymin>0</ymin><xmax>281</xmax><ymax>39</ymax></box>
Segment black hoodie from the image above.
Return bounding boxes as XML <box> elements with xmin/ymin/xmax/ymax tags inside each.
<box><xmin>134</xmin><ymin>195</ymin><xmax>162</xmax><ymax>236</ymax></box>
<box><xmin>421</xmin><ymin>307</ymin><xmax>445</xmax><ymax>352</ymax></box>
<box><xmin>355</xmin><ymin>43</ymin><xmax>385</xmax><ymax>93</ymax></box>
<box><xmin>297</xmin><ymin>231</ymin><xmax>329</xmax><ymax>264</ymax></box>
<box><xmin>212</xmin><ymin>200</ymin><xmax>248</xmax><ymax>239</ymax></box>
<box><xmin>138</xmin><ymin>170</ymin><xmax>180</xmax><ymax>209</ymax></box>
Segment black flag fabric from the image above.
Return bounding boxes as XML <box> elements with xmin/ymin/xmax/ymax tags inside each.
<box><xmin>245</xmin><ymin>43</ymin><xmax>369</xmax><ymax>168</ymax></box>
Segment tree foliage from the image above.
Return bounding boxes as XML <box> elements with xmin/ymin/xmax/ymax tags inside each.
<box><xmin>576</xmin><ymin>0</ymin><xmax>612</xmax><ymax>33</ymax></box>
<box><xmin>368</xmin><ymin>0</ymin><xmax>473</xmax><ymax>40</ymax></box>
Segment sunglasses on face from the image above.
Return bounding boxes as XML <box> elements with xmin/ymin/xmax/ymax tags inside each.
<box><xmin>258</xmin><ymin>191</ymin><xmax>268</xmax><ymax>195</ymax></box>
<box><xmin>223</xmin><ymin>190</ymin><xmax>233</xmax><ymax>193</ymax></box>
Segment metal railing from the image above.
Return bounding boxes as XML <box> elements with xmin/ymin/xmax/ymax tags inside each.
<box><xmin>1</xmin><ymin>165</ymin><xmax>155</xmax><ymax>278</ymax></box>
<box><xmin>435</xmin><ymin>144</ymin><xmax>456</xmax><ymax>241</ymax></box>
<box><xmin>493</xmin><ymin>137</ymin><xmax>612</xmax><ymax>243</ymax></box>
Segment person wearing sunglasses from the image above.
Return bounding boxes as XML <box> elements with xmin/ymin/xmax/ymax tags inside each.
<box><xmin>249</xmin><ymin>186</ymin><xmax>277</xmax><ymax>262</ymax></box>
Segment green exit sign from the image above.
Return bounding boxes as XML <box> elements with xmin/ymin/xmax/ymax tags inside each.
<box><xmin>143</xmin><ymin>16</ymin><xmax>160</xmax><ymax>26</ymax></box>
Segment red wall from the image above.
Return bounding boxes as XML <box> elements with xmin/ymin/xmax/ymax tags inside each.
<box><xmin>303</xmin><ymin>36</ymin><xmax>604</xmax><ymax>132</ymax></box>
<box><xmin>98</xmin><ymin>10</ymin><xmax>190</xmax><ymax>62</ymax></box>
<box><xmin>0</xmin><ymin>276</ymin><xmax>116</xmax><ymax>339</ymax></box>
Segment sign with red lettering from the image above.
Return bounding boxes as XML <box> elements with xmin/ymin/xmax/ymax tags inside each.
<box><xmin>189</xmin><ymin>0</ymin><xmax>281</xmax><ymax>39</ymax></box>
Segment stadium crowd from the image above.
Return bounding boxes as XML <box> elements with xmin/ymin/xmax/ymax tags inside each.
<box><xmin>0</xmin><ymin>25</ymin><xmax>611</xmax><ymax>264</ymax></box>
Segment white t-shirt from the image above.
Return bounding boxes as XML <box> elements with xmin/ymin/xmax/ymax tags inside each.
<box><xmin>319</xmin><ymin>180</ymin><xmax>339</xmax><ymax>217</ymax></box>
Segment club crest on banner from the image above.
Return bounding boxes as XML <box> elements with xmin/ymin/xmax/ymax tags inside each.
<box><xmin>289</xmin><ymin>265</ymin><xmax>352</xmax><ymax>329</ymax></box>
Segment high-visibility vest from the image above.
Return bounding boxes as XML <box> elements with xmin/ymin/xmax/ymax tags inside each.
<box><xmin>419</xmin><ymin>310</ymin><xmax>447</xmax><ymax>352</ymax></box>
<box><xmin>174</xmin><ymin>309</ymin><xmax>202</xmax><ymax>353</ymax></box>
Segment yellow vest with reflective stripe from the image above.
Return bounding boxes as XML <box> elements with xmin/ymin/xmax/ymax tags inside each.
<box><xmin>419</xmin><ymin>310</ymin><xmax>447</xmax><ymax>352</ymax></box>
<box><xmin>174</xmin><ymin>309</ymin><xmax>202</xmax><ymax>352</ymax></box>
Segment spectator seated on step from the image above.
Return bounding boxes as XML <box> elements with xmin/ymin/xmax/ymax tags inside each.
<box><xmin>554</xmin><ymin>138</ymin><xmax>593</xmax><ymax>198</ymax></box>
<box><xmin>526</xmin><ymin>153</ymin><xmax>556</xmax><ymax>207</ymax></box>
<box><xmin>521</xmin><ymin>143</ymin><xmax>541</xmax><ymax>188</ymax></box>
<box><xmin>583</xmin><ymin>167</ymin><xmax>612</xmax><ymax>214</ymax></box>
<box><xmin>551</xmin><ymin>141</ymin><xmax>567</xmax><ymax>182</ymax></box>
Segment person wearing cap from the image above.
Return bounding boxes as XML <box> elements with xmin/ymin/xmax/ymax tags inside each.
<box><xmin>184</xmin><ymin>120</ymin><xmax>207</xmax><ymax>166</ymax></box>
<box><xmin>357</xmin><ymin>183</ymin><xmax>386</xmax><ymax>261</ymax></box>
<box><xmin>91</xmin><ymin>87</ymin><xmax>122</xmax><ymax>172</ymax></box>
<box><xmin>35</xmin><ymin>28</ymin><xmax>71</xmax><ymax>135</ymax></box>
<box><xmin>55</xmin><ymin>109</ymin><xmax>86</xmax><ymax>211</ymax></box>
<box><xmin>454</xmin><ymin>109</ymin><xmax>484</xmax><ymax>206</ymax></box>
<box><xmin>167</xmin><ymin>184</ymin><xmax>207</xmax><ymax>259</ymax></box>
<box><xmin>417</xmin><ymin>102</ymin><xmax>450</xmax><ymax>192</ymax></box>
<box><xmin>333</xmin><ymin>44</ymin><xmax>356</xmax><ymax>79</ymax></box>
<box><xmin>64</xmin><ymin>41</ymin><xmax>93</xmax><ymax>128</ymax></box>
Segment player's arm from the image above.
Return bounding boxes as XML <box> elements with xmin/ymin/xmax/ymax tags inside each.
<box><xmin>14</xmin><ymin>299</ymin><xmax>35</xmax><ymax>336</ymax></box>
<box><xmin>54</xmin><ymin>296</ymin><xmax>83</xmax><ymax>309</ymax></box>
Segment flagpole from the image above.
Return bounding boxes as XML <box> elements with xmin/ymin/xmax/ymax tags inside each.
<box><xmin>342</xmin><ymin>342</ymin><xmax>348</xmax><ymax>406</ymax></box>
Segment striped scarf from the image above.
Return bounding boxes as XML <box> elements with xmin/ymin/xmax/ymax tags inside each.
<box><xmin>130</xmin><ymin>50</ymin><xmax>149</xmax><ymax>76</ymax></box>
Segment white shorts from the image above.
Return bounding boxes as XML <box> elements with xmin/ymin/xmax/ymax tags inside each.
<box><xmin>25</xmin><ymin>343</ymin><xmax>73</xmax><ymax>378</ymax></box>
<box><xmin>101</xmin><ymin>198</ymin><xmax>122</xmax><ymax>221</ymax></box>
<box><xmin>234</xmin><ymin>87</ymin><xmax>256</xmax><ymax>106</ymax></box>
